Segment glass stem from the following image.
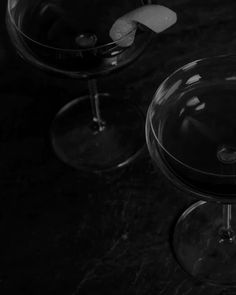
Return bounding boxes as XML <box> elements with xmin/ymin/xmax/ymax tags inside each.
<box><xmin>223</xmin><ymin>204</ymin><xmax>232</xmax><ymax>231</ymax></box>
<box><xmin>88</xmin><ymin>79</ymin><xmax>105</xmax><ymax>132</ymax></box>
<box><xmin>220</xmin><ymin>204</ymin><xmax>234</xmax><ymax>242</ymax></box>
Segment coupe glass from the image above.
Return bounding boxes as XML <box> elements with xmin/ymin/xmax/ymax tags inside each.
<box><xmin>6</xmin><ymin>0</ymin><xmax>153</xmax><ymax>172</ymax></box>
<box><xmin>146</xmin><ymin>55</ymin><xmax>236</xmax><ymax>286</ymax></box>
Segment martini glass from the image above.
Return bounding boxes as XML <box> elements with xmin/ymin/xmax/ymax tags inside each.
<box><xmin>146</xmin><ymin>55</ymin><xmax>236</xmax><ymax>285</ymax></box>
<box><xmin>6</xmin><ymin>0</ymin><xmax>153</xmax><ymax>172</ymax></box>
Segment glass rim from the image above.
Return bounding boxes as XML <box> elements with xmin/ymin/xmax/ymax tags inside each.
<box><xmin>7</xmin><ymin>0</ymin><xmax>149</xmax><ymax>53</ymax></box>
<box><xmin>148</xmin><ymin>54</ymin><xmax>236</xmax><ymax>178</ymax></box>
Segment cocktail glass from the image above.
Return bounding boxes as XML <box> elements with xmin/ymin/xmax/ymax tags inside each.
<box><xmin>6</xmin><ymin>0</ymin><xmax>153</xmax><ymax>172</ymax></box>
<box><xmin>146</xmin><ymin>55</ymin><xmax>236</xmax><ymax>285</ymax></box>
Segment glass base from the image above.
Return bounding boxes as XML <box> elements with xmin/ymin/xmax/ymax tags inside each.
<box><xmin>173</xmin><ymin>201</ymin><xmax>236</xmax><ymax>286</ymax></box>
<box><xmin>51</xmin><ymin>93</ymin><xmax>145</xmax><ymax>172</ymax></box>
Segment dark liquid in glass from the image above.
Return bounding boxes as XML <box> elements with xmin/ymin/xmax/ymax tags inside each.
<box><xmin>7</xmin><ymin>0</ymin><xmax>148</xmax><ymax>77</ymax></box>
<box><xmin>159</xmin><ymin>83</ymin><xmax>236</xmax><ymax>197</ymax></box>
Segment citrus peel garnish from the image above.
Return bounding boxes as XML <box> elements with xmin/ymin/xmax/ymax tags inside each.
<box><xmin>109</xmin><ymin>5</ymin><xmax>177</xmax><ymax>47</ymax></box>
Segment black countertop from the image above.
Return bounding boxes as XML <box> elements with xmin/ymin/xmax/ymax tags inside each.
<box><xmin>1</xmin><ymin>0</ymin><xmax>236</xmax><ymax>294</ymax></box>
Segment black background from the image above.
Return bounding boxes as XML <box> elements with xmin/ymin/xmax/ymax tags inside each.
<box><xmin>1</xmin><ymin>0</ymin><xmax>236</xmax><ymax>294</ymax></box>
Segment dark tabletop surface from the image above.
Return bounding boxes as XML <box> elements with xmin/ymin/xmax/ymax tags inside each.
<box><xmin>1</xmin><ymin>0</ymin><xmax>236</xmax><ymax>294</ymax></box>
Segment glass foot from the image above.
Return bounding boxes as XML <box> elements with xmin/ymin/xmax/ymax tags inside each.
<box><xmin>51</xmin><ymin>93</ymin><xmax>145</xmax><ymax>172</ymax></box>
<box><xmin>173</xmin><ymin>201</ymin><xmax>236</xmax><ymax>286</ymax></box>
